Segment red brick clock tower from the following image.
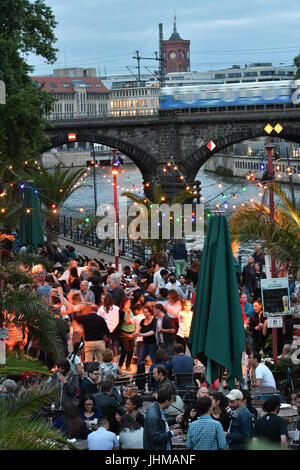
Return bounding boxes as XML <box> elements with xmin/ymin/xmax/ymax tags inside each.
<box><xmin>162</xmin><ymin>16</ymin><xmax>190</xmax><ymax>74</ymax></box>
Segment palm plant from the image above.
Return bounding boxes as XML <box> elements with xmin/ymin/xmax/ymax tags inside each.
<box><xmin>121</xmin><ymin>183</ymin><xmax>191</xmax><ymax>262</ymax></box>
<box><xmin>26</xmin><ymin>163</ymin><xmax>86</xmax><ymax>241</ymax></box>
<box><xmin>0</xmin><ymin>260</ymin><xmax>67</xmax><ymax>362</ymax></box>
<box><xmin>0</xmin><ymin>356</ymin><xmax>77</xmax><ymax>450</ymax></box>
<box><xmin>229</xmin><ymin>184</ymin><xmax>300</xmax><ymax>278</ymax></box>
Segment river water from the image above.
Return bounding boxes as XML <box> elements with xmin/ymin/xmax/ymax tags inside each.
<box><xmin>64</xmin><ymin>164</ymin><xmax>298</xmax><ymax>264</ymax></box>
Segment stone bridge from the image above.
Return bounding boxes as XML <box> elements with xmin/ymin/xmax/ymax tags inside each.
<box><xmin>44</xmin><ymin>109</ymin><xmax>300</xmax><ymax>199</ymax></box>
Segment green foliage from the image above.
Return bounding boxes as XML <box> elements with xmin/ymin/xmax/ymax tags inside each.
<box><xmin>229</xmin><ymin>184</ymin><xmax>300</xmax><ymax>278</ymax></box>
<box><xmin>293</xmin><ymin>55</ymin><xmax>300</xmax><ymax>79</ymax></box>
<box><xmin>0</xmin><ymin>364</ymin><xmax>77</xmax><ymax>450</ymax></box>
<box><xmin>0</xmin><ymin>355</ymin><xmax>51</xmax><ymax>379</ymax></box>
<box><xmin>120</xmin><ymin>183</ymin><xmax>190</xmax><ymax>261</ymax></box>
<box><xmin>0</xmin><ymin>0</ymin><xmax>58</xmax><ymax>167</ymax></box>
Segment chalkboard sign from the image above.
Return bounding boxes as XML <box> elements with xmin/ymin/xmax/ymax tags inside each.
<box><xmin>261</xmin><ymin>277</ymin><xmax>290</xmax><ymax>317</ymax></box>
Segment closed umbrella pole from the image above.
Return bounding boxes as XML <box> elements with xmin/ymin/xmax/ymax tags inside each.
<box><xmin>189</xmin><ymin>214</ymin><xmax>245</xmax><ymax>389</ymax></box>
<box><xmin>18</xmin><ymin>180</ymin><xmax>44</xmax><ymax>254</ymax></box>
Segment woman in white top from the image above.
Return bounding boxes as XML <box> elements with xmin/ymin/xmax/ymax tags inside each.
<box><xmin>98</xmin><ymin>294</ymin><xmax>120</xmax><ymax>360</ymax></box>
<box><xmin>119</xmin><ymin>414</ymin><xmax>144</xmax><ymax>449</ymax></box>
<box><xmin>58</xmin><ymin>260</ymin><xmax>87</xmax><ymax>283</ymax></box>
<box><xmin>66</xmin><ymin>290</ymin><xmax>85</xmax><ymax>346</ymax></box>
<box><xmin>164</xmin><ymin>289</ymin><xmax>182</xmax><ymax>319</ymax></box>
<box><xmin>176</xmin><ymin>299</ymin><xmax>193</xmax><ymax>348</ymax></box>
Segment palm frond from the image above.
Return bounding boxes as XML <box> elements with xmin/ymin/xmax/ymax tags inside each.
<box><xmin>0</xmin><ymin>356</ymin><xmax>51</xmax><ymax>378</ymax></box>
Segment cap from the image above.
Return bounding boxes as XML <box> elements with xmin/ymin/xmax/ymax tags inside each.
<box><xmin>226</xmin><ymin>389</ymin><xmax>243</xmax><ymax>401</ymax></box>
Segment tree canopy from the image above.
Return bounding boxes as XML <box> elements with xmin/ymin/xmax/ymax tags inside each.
<box><xmin>0</xmin><ymin>0</ymin><xmax>58</xmax><ymax>167</ymax></box>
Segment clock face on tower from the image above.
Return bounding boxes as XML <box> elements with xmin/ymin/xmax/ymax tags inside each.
<box><xmin>169</xmin><ymin>51</ymin><xmax>177</xmax><ymax>59</ymax></box>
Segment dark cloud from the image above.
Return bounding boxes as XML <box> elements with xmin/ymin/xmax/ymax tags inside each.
<box><xmin>30</xmin><ymin>0</ymin><xmax>300</xmax><ymax>76</ymax></box>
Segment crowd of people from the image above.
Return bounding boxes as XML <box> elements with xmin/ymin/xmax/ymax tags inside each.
<box><xmin>1</xmin><ymin>236</ymin><xmax>300</xmax><ymax>451</ymax></box>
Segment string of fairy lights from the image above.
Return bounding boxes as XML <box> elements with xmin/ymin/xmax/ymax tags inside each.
<box><xmin>0</xmin><ymin>148</ymin><xmax>298</xmax><ymax>223</ymax></box>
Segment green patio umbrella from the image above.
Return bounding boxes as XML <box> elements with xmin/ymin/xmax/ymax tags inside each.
<box><xmin>189</xmin><ymin>214</ymin><xmax>245</xmax><ymax>389</ymax></box>
<box><xmin>19</xmin><ymin>180</ymin><xmax>44</xmax><ymax>252</ymax></box>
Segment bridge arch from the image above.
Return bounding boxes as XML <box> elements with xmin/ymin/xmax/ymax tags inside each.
<box><xmin>184</xmin><ymin>125</ymin><xmax>300</xmax><ymax>182</ymax></box>
<box><xmin>43</xmin><ymin>131</ymin><xmax>156</xmax><ymax>184</ymax></box>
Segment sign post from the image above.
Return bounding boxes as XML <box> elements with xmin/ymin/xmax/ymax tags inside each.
<box><xmin>261</xmin><ymin>277</ymin><xmax>290</xmax><ymax>360</ymax></box>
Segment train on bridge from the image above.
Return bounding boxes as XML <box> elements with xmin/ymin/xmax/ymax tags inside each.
<box><xmin>158</xmin><ymin>79</ymin><xmax>300</xmax><ymax>116</ymax></box>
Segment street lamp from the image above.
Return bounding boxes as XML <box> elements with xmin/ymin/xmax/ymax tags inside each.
<box><xmin>265</xmin><ymin>145</ymin><xmax>278</xmax><ymax>362</ymax></box>
<box><xmin>111</xmin><ymin>150</ymin><xmax>120</xmax><ymax>271</ymax></box>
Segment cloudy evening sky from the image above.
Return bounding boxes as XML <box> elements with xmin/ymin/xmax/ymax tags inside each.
<box><xmin>30</xmin><ymin>0</ymin><xmax>300</xmax><ymax>76</ymax></box>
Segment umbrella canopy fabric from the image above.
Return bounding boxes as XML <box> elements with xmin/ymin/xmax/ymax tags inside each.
<box><xmin>19</xmin><ymin>181</ymin><xmax>44</xmax><ymax>248</ymax></box>
<box><xmin>189</xmin><ymin>214</ymin><xmax>245</xmax><ymax>388</ymax></box>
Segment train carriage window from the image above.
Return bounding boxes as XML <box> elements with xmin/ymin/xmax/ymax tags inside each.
<box><xmin>278</xmin><ymin>87</ymin><xmax>291</xmax><ymax>96</ymax></box>
<box><xmin>210</xmin><ymin>92</ymin><xmax>221</xmax><ymax>99</ymax></box>
<box><xmin>251</xmin><ymin>88</ymin><xmax>262</xmax><ymax>97</ymax></box>
<box><xmin>224</xmin><ymin>89</ymin><xmax>235</xmax><ymax>101</ymax></box>
<box><xmin>264</xmin><ymin>87</ymin><xmax>276</xmax><ymax>99</ymax></box>
<box><xmin>239</xmin><ymin>89</ymin><xmax>249</xmax><ymax>98</ymax></box>
<box><xmin>183</xmin><ymin>91</ymin><xmax>195</xmax><ymax>104</ymax></box>
<box><xmin>173</xmin><ymin>91</ymin><xmax>182</xmax><ymax>101</ymax></box>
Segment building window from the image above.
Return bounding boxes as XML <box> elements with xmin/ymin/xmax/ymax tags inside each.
<box><xmin>50</xmin><ymin>82</ymin><xmax>58</xmax><ymax>88</ymax></box>
<box><xmin>260</xmin><ymin>70</ymin><xmax>275</xmax><ymax>76</ymax></box>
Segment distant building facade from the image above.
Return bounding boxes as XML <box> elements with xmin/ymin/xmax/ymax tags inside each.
<box><xmin>31</xmin><ymin>74</ymin><xmax>109</xmax><ymax>118</ymax></box>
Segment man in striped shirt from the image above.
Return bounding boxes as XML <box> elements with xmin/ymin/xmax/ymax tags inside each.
<box><xmin>186</xmin><ymin>396</ymin><xmax>227</xmax><ymax>450</ymax></box>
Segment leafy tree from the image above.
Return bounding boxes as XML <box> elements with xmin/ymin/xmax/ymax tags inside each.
<box><xmin>0</xmin><ymin>0</ymin><xmax>58</xmax><ymax>168</ymax></box>
<box><xmin>293</xmin><ymin>54</ymin><xmax>300</xmax><ymax>79</ymax></box>
<box><xmin>229</xmin><ymin>184</ymin><xmax>300</xmax><ymax>279</ymax></box>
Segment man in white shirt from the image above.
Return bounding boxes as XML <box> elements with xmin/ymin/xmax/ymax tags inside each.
<box><xmin>154</xmin><ymin>269</ymin><xmax>169</xmax><ymax>295</ymax></box>
<box><xmin>249</xmin><ymin>352</ymin><xmax>276</xmax><ymax>388</ymax></box>
<box><xmin>88</xmin><ymin>418</ymin><xmax>120</xmax><ymax>450</ymax></box>
<box><xmin>130</xmin><ymin>304</ymin><xmax>145</xmax><ymax>361</ymax></box>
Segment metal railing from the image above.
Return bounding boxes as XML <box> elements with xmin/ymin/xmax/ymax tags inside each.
<box><xmin>57</xmin><ymin>214</ymin><xmax>151</xmax><ymax>262</ymax></box>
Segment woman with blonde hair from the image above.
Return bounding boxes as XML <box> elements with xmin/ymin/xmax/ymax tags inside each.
<box><xmin>165</xmin><ymin>289</ymin><xmax>182</xmax><ymax>319</ymax></box>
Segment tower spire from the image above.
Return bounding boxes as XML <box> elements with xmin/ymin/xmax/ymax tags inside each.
<box><xmin>169</xmin><ymin>12</ymin><xmax>181</xmax><ymax>40</ymax></box>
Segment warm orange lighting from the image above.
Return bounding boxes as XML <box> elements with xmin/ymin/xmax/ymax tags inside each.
<box><xmin>26</xmin><ymin>209</ymin><xmax>31</xmax><ymax>214</ymax></box>
<box><xmin>111</xmin><ymin>167</ymin><xmax>120</xmax><ymax>176</ymax></box>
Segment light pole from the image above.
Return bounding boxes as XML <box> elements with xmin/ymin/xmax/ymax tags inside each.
<box><xmin>265</xmin><ymin>145</ymin><xmax>278</xmax><ymax>361</ymax></box>
<box><xmin>91</xmin><ymin>137</ymin><xmax>98</xmax><ymax>216</ymax></box>
<box><xmin>111</xmin><ymin>149</ymin><xmax>120</xmax><ymax>272</ymax></box>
